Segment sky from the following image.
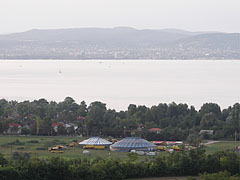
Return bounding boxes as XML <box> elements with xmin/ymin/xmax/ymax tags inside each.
<box><xmin>0</xmin><ymin>0</ymin><xmax>239</xmax><ymax>34</ymax></box>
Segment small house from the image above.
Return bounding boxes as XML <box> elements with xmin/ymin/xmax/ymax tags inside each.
<box><xmin>149</xmin><ymin>128</ymin><xmax>162</xmax><ymax>134</ymax></box>
<box><xmin>199</xmin><ymin>130</ymin><xmax>214</xmax><ymax>136</ymax></box>
<box><xmin>7</xmin><ymin>123</ymin><xmax>21</xmax><ymax>134</ymax></box>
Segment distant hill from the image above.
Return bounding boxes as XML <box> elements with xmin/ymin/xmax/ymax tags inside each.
<box><xmin>0</xmin><ymin>27</ymin><xmax>191</xmax><ymax>47</ymax></box>
<box><xmin>0</xmin><ymin>27</ymin><xmax>239</xmax><ymax>59</ymax></box>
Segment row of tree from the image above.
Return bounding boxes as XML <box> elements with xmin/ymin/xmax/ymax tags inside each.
<box><xmin>0</xmin><ymin>97</ymin><xmax>239</xmax><ymax>140</ymax></box>
<box><xmin>0</xmin><ymin>149</ymin><xmax>239</xmax><ymax>180</ymax></box>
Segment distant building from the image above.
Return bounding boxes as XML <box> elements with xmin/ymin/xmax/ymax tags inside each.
<box><xmin>199</xmin><ymin>130</ymin><xmax>214</xmax><ymax>136</ymax></box>
<box><xmin>7</xmin><ymin>123</ymin><xmax>21</xmax><ymax>134</ymax></box>
<box><xmin>110</xmin><ymin>137</ymin><xmax>157</xmax><ymax>152</ymax></box>
<box><xmin>149</xmin><ymin>128</ymin><xmax>162</xmax><ymax>134</ymax></box>
<box><xmin>52</xmin><ymin>122</ymin><xmax>65</xmax><ymax>132</ymax></box>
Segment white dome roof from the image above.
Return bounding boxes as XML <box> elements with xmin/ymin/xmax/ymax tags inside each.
<box><xmin>79</xmin><ymin>137</ymin><xmax>112</xmax><ymax>145</ymax></box>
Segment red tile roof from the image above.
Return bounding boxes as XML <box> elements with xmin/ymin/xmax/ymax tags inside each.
<box><xmin>52</xmin><ymin>123</ymin><xmax>65</xmax><ymax>127</ymax></box>
<box><xmin>8</xmin><ymin>123</ymin><xmax>20</xmax><ymax>127</ymax></box>
<box><xmin>149</xmin><ymin>128</ymin><xmax>162</xmax><ymax>131</ymax></box>
<box><xmin>77</xmin><ymin>116</ymin><xmax>86</xmax><ymax>120</ymax></box>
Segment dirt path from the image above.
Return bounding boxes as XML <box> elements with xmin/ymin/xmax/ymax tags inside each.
<box><xmin>204</xmin><ymin>140</ymin><xmax>219</xmax><ymax>145</ymax></box>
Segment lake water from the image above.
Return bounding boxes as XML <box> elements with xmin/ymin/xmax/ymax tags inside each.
<box><xmin>0</xmin><ymin>60</ymin><xmax>240</xmax><ymax>110</ymax></box>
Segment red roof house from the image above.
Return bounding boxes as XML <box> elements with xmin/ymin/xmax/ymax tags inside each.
<box><xmin>149</xmin><ymin>128</ymin><xmax>162</xmax><ymax>134</ymax></box>
<box><xmin>8</xmin><ymin>123</ymin><xmax>20</xmax><ymax>127</ymax></box>
<box><xmin>52</xmin><ymin>122</ymin><xmax>65</xmax><ymax>127</ymax></box>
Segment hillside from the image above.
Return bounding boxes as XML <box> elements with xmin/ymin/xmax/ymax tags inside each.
<box><xmin>0</xmin><ymin>27</ymin><xmax>239</xmax><ymax>59</ymax></box>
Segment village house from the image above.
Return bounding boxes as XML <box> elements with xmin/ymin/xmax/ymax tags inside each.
<box><xmin>199</xmin><ymin>130</ymin><xmax>214</xmax><ymax>136</ymax></box>
<box><xmin>149</xmin><ymin>128</ymin><xmax>162</xmax><ymax>134</ymax></box>
<box><xmin>6</xmin><ymin>123</ymin><xmax>21</xmax><ymax>134</ymax></box>
<box><xmin>52</xmin><ymin>122</ymin><xmax>65</xmax><ymax>133</ymax></box>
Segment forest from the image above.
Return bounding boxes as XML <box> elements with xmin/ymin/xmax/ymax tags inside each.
<box><xmin>0</xmin><ymin>97</ymin><xmax>239</xmax><ymax>141</ymax></box>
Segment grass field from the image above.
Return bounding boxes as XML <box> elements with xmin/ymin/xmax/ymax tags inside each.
<box><xmin>204</xmin><ymin>141</ymin><xmax>239</xmax><ymax>154</ymax></box>
<box><xmin>0</xmin><ymin>136</ymin><xmax>239</xmax><ymax>160</ymax></box>
<box><xmin>0</xmin><ymin>135</ymin><xmax>140</xmax><ymax>160</ymax></box>
<box><xmin>129</xmin><ymin>177</ymin><xmax>197</xmax><ymax>180</ymax></box>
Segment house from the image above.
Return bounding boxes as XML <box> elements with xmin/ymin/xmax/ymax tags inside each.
<box><xmin>65</xmin><ymin>123</ymin><xmax>79</xmax><ymax>134</ymax></box>
<box><xmin>7</xmin><ymin>123</ymin><xmax>21</xmax><ymax>134</ymax></box>
<box><xmin>52</xmin><ymin>122</ymin><xmax>65</xmax><ymax>132</ymax></box>
<box><xmin>149</xmin><ymin>128</ymin><xmax>162</xmax><ymax>134</ymax></box>
<box><xmin>199</xmin><ymin>130</ymin><xmax>214</xmax><ymax>136</ymax></box>
<box><xmin>77</xmin><ymin>116</ymin><xmax>86</xmax><ymax>120</ymax></box>
<box><xmin>137</xmin><ymin>124</ymin><xmax>144</xmax><ymax>132</ymax></box>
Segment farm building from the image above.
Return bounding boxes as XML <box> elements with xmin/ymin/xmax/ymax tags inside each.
<box><xmin>110</xmin><ymin>137</ymin><xmax>157</xmax><ymax>152</ymax></box>
<box><xmin>79</xmin><ymin>137</ymin><xmax>112</xmax><ymax>147</ymax></box>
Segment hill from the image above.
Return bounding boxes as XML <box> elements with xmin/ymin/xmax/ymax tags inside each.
<box><xmin>0</xmin><ymin>27</ymin><xmax>239</xmax><ymax>59</ymax></box>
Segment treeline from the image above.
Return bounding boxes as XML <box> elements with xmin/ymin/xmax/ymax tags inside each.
<box><xmin>0</xmin><ymin>97</ymin><xmax>239</xmax><ymax>141</ymax></box>
<box><xmin>0</xmin><ymin>149</ymin><xmax>239</xmax><ymax>180</ymax></box>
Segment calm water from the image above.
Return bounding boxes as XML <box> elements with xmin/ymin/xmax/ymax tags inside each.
<box><xmin>0</xmin><ymin>60</ymin><xmax>240</xmax><ymax>110</ymax></box>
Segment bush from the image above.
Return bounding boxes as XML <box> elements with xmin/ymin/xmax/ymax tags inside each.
<box><xmin>12</xmin><ymin>152</ymin><xmax>31</xmax><ymax>161</ymax></box>
<box><xmin>0</xmin><ymin>153</ymin><xmax>8</xmax><ymax>166</ymax></box>
<box><xmin>0</xmin><ymin>167</ymin><xmax>19</xmax><ymax>180</ymax></box>
<box><xmin>16</xmin><ymin>147</ymin><xmax>24</xmax><ymax>150</ymax></box>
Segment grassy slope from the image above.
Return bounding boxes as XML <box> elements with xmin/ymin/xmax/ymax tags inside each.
<box><xmin>204</xmin><ymin>141</ymin><xmax>239</xmax><ymax>154</ymax></box>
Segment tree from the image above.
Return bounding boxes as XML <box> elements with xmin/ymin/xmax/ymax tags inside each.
<box><xmin>200</xmin><ymin>112</ymin><xmax>218</xmax><ymax>129</ymax></box>
<box><xmin>200</xmin><ymin>103</ymin><xmax>221</xmax><ymax>119</ymax></box>
<box><xmin>186</xmin><ymin>134</ymin><xmax>201</xmax><ymax>147</ymax></box>
<box><xmin>78</xmin><ymin>101</ymin><xmax>88</xmax><ymax>117</ymax></box>
<box><xmin>86</xmin><ymin>101</ymin><xmax>106</xmax><ymax>135</ymax></box>
<box><xmin>57</xmin><ymin>125</ymin><xmax>66</xmax><ymax>136</ymax></box>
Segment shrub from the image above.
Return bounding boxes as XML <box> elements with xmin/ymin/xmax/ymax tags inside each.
<box><xmin>16</xmin><ymin>147</ymin><xmax>24</xmax><ymax>150</ymax></box>
<box><xmin>12</xmin><ymin>152</ymin><xmax>31</xmax><ymax>161</ymax></box>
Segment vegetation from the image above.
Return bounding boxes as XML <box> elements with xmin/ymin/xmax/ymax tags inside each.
<box><xmin>0</xmin><ymin>97</ymin><xmax>239</xmax><ymax>142</ymax></box>
<box><xmin>0</xmin><ymin>148</ymin><xmax>239</xmax><ymax>180</ymax></box>
<box><xmin>204</xmin><ymin>141</ymin><xmax>240</xmax><ymax>154</ymax></box>
<box><xmin>199</xmin><ymin>171</ymin><xmax>240</xmax><ymax>180</ymax></box>
<box><xmin>0</xmin><ymin>136</ymin><xmax>237</xmax><ymax>160</ymax></box>
<box><xmin>0</xmin><ymin>136</ymin><xmax>130</xmax><ymax>159</ymax></box>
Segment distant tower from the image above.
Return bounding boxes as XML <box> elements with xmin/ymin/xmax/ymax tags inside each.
<box><xmin>114</xmin><ymin>52</ymin><xmax>120</xmax><ymax>59</ymax></box>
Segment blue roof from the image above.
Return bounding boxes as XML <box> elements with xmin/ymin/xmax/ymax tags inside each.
<box><xmin>111</xmin><ymin>137</ymin><xmax>157</xmax><ymax>148</ymax></box>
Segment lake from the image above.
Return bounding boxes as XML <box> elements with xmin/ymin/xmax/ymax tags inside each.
<box><xmin>0</xmin><ymin>60</ymin><xmax>240</xmax><ymax>110</ymax></box>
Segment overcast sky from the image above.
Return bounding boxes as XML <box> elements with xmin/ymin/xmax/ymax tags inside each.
<box><xmin>0</xmin><ymin>0</ymin><xmax>239</xmax><ymax>34</ymax></box>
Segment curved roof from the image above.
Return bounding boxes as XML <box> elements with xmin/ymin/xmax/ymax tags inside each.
<box><xmin>111</xmin><ymin>137</ymin><xmax>157</xmax><ymax>148</ymax></box>
<box><xmin>79</xmin><ymin>137</ymin><xmax>112</xmax><ymax>145</ymax></box>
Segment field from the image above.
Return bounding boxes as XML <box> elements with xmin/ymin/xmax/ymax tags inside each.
<box><xmin>0</xmin><ymin>136</ymin><xmax>239</xmax><ymax>160</ymax></box>
<box><xmin>129</xmin><ymin>177</ymin><xmax>196</xmax><ymax>180</ymax></box>
<box><xmin>204</xmin><ymin>141</ymin><xmax>239</xmax><ymax>154</ymax></box>
<box><xmin>0</xmin><ymin>135</ymin><xmax>130</xmax><ymax>159</ymax></box>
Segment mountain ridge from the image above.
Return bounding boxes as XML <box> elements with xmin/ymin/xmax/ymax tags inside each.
<box><xmin>0</xmin><ymin>27</ymin><xmax>239</xmax><ymax>59</ymax></box>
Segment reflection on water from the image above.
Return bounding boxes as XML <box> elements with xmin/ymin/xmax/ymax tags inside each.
<box><xmin>0</xmin><ymin>60</ymin><xmax>240</xmax><ymax>110</ymax></box>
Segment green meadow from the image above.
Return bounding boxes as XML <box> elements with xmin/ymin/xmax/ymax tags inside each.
<box><xmin>0</xmin><ymin>136</ymin><xmax>239</xmax><ymax>160</ymax></box>
<box><xmin>204</xmin><ymin>141</ymin><xmax>239</xmax><ymax>154</ymax></box>
<box><xmin>0</xmin><ymin>135</ymin><xmax>130</xmax><ymax>159</ymax></box>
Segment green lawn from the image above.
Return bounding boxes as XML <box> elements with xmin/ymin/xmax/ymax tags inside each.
<box><xmin>204</xmin><ymin>141</ymin><xmax>239</xmax><ymax>154</ymax></box>
<box><xmin>0</xmin><ymin>135</ymin><xmax>130</xmax><ymax>159</ymax></box>
<box><xmin>0</xmin><ymin>136</ymin><xmax>239</xmax><ymax>160</ymax></box>
<box><xmin>128</xmin><ymin>177</ymin><xmax>197</xmax><ymax>180</ymax></box>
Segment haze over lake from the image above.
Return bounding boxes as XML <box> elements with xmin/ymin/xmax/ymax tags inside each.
<box><xmin>0</xmin><ymin>60</ymin><xmax>239</xmax><ymax>110</ymax></box>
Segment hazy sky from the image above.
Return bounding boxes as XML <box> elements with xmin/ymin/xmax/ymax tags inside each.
<box><xmin>0</xmin><ymin>0</ymin><xmax>239</xmax><ymax>33</ymax></box>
